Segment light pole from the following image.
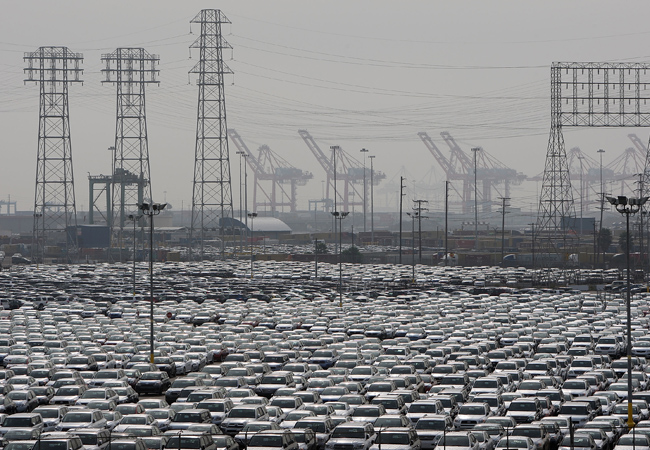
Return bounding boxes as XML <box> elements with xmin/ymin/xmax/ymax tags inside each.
<box><xmin>360</xmin><ymin>148</ymin><xmax>369</xmax><ymax>234</ymax></box>
<box><xmin>369</xmin><ymin>155</ymin><xmax>375</xmax><ymax>244</ymax></box>
<box><xmin>472</xmin><ymin>148</ymin><xmax>480</xmax><ymax>251</ymax></box>
<box><xmin>138</xmin><ymin>202</ymin><xmax>167</xmax><ymax>364</ymax></box>
<box><xmin>236</xmin><ymin>150</ymin><xmax>245</xmax><ymax>254</ymax></box>
<box><xmin>607</xmin><ymin>194</ymin><xmax>648</xmax><ymax>431</ymax></box>
<box><xmin>331</xmin><ymin>146</ymin><xmax>339</xmax><ymax>248</ymax></box>
<box><xmin>248</xmin><ymin>212</ymin><xmax>257</xmax><ymax>278</ymax></box>
<box><xmin>33</xmin><ymin>212</ymin><xmax>43</xmax><ymax>267</ymax></box>
<box><xmin>332</xmin><ymin>211</ymin><xmax>349</xmax><ymax>308</ymax></box>
<box><xmin>127</xmin><ymin>214</ymin><xmax>142</xmax><ymax>298</ymax></box>
<box><xmin>407</xmin><ymin>211</ymin><xmax>418</xmax><ymax>281</ymax></box>
<box><xmin>577</xmin><ymin>156</ymin><xmax>585</xmax><ymax>238</ymax></box>
<box><xmin>598</xmin><ymin>149</ymin><xmax>605</xmax><ymax>266</ymax></box>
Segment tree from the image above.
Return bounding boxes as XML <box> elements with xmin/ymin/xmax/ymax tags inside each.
<box><xmin>342</xmin><ymin>245</ymin><xmax>363</xmax><ymax>263</ymax></box>
<box><xmin>597</xmin><ymin>228</ymin><xmax>612</xmax><ymax>254</ymax></box>
<box><xmin>314</xmin><ymin>241</ymin><xmax>328</xmax><ymax>254</ymax></box>
<box><xmin>619</xmin><ymin>230</ymin><xmax>634</xmax><ymax>253</ymax></box>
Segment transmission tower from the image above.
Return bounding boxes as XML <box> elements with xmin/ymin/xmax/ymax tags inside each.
<box><xmin>536</xmin><ymin>65</ymin><xmax>575</xmax><ymax>262</ymax></box>
<box><xmin>189</xmin><ymin>9</ymin><xmax>234</xmax><ymax>260</ymax></box>
<box><xmin>101</xmin><ymin>48</ymin><xmax>157</xmax><ymax>249</ymax></box>
<box><xmin>24</xmin><ymin>47</ymin><xmax>83</xmax><ymax>263</ymax></box>
<box><xmin>537</xmin><ymin>62</ymin><xmax>650</xmax><ymax>267</ymax></box>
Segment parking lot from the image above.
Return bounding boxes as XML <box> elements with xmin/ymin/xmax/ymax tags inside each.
<box><xmin>0</xmin><ymin>260</ymin><xmax>648</xmax><ymax>450</ymax></box>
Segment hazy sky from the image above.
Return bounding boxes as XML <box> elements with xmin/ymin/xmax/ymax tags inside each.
<box><xmin>2</xmin><ymin>0</ymin><xmax>650</xmax><ymax>220</ymax></box>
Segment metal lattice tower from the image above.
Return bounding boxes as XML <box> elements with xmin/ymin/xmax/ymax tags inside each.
<box><xmin>536</xmin><ymin>65</ymin><xmax>575</xmax><ymax>260</ymax></box>
<box><xmin>537</xmin><ymin>62</ymin><xmax>650</xmax><ymax>266</ymax></box>
<box><xmin>189</xmin><ymin>9</ymin><xmax>234</xmax><ymax>260</ymax></box>
<box><xmin>24</xmin><ymin>47</ymin><xmax>83</xmax><ymax>263</ymax></box>
<box><xmin>101</xmin><ymin>48</ymin><xmax>158</xmax><ymax>241</ymax></box>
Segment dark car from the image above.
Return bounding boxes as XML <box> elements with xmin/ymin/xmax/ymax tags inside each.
<box><xmin>135</xmin><ymin>371</ymin><xmax>172</xmax><ymax>395</ymax></box>
<box><xmin>153</xmin><ymin>357</ymin><xmax>177</xmax><ymax>378</ymax></box>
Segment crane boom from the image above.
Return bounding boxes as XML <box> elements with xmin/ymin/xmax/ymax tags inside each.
<box><xmin>299</xmin><ymin>129</ymin><xmax>332</xmax><ymax>173</ymax></box>
<box><xmin>227</xmin><ymin>129</ymin><xmax>266</xmax><ymax>176</ymax></box>
<box><xmin>417</xmin><ymin>132</ymin><xmax>456</xmax><ymax>176</ymax></box>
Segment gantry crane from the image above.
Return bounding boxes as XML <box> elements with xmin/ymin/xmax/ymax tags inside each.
<box><xmin>441</xmin><ymin>132</ymin><xmax>525</xmax><ymax>212</ymax></box>
<box><xmin>298</xmin><ymin>130</ymin><xmax>385</xmax><ymax>212</ymax></box>
<box><xmin>417</xmin><ymin>131</ymin><xmax>470</xmax><ymax>212</ymax></box>
<box><xmin>228</xmin><ymin>129</ymin><xmax>312</xmax><ymax>213</ymax></box>
<box><xmin>418</xmin><ymin>131</ymin><xmax>526</xmax><ymax>213</ymax></box>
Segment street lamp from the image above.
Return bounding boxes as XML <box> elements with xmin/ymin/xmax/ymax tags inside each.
<box><xmin>127</xmin><ymin>214</ymin><xmax>142</xmax><ymax>298</ymax></box>
<box><xmin>248</xmin><ymin>212</ymin><xmax>257</xmax><ymax>279</ymax></box>
<box><xmin>369</xmin><ymin>155</ymin><xmax>375</xmax><ymax>244</ymax></box>
<box><xmin>236</xmin><ymin>151</ymin><xmax>246</xmax><ymax>254</ymax></box>
<box><xmin>598</xmin><ymin>149</ymin><xmax>606</xmax><ymax>266</ymax></box>
<box><xmin>472</xmin><ymin>148</ymin><xmax>480</xmax><ymax>251</ymax></box>
<box><xmin>33</xmin><ymin>212</ymin><xmax>43</xmax><ymax>267</ymax></box>
<box><xmin>577</xmin><ymin>155</ymin><xmax>585</xmax><ymax>238</ymax></box>
<box><xmin>606</xmin><ymin>194</ymin><xmax>649</xmax><ymax>430</ymax></box>
<box><xmin>360</xmin><ymin>148</ymin><xmax>369</xmax><ymax>234</ymax></box>
<box><xmin>332</xmin><ymin>211</ymin><xmax>349</xmax><ymax>308</ymax></box>
<box><xmin>407</xmin><ymin>211</ymin><xmax>419</xmax><ymax>281</ymax></box>
<box><xmin>138</xmin><ymin>202</ymin><xmax>167</xmax><ymax>364</ymax></box>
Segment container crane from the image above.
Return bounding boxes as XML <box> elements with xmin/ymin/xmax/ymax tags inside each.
<box><xmin>228</xmin><ymin>129</ymin><xmax>312</xmax><ymax>213</ymax></box>
<box><xmin>417</xmin><ymin>131</ymin><xmax>470</xmax><ymax>212</ymax></box>
<box><xmin>298</xmin><ymin>129</ymin><xmax>385</xmax><ymax>212</ymax></box>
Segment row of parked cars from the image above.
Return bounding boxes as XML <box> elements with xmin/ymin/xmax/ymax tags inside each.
<box><xmin>0</xmin><ymin>261</ymin><xmax>649</xmax><ymax>450</ymax></box>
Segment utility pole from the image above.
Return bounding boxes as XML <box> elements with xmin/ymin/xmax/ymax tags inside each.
<box><xmin>472</xmin><ymin>148</ymin><xmax>480</xmax><ymax>251</ymax></box>
<box><xmin>399</xmin><ymin>177</ymin><xmax>405</xmax><ymax>264</ymax></box>
<box><xmin>413</xmin><ymin>199</ymin><xmax>429</xmax><ymax>264</ymax></box>
<box><xmin>499</xmin><ymin>197</ymin><xmax>510</xmax><ymax>262</ymax></box>
<box><xmin>445</xmin><ymin>181</ymin><xmax>449</xmax><ymax>266</ymax></box>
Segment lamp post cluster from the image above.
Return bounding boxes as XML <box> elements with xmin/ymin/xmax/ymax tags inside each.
<box><xmin>331</xmin><ymin>211</ymin><xmax>349</xmax><ymax>308</ymax></box>
<box><xmin>137</xmin><ymin>202</ymin><xmax>167</xmax><ymax>364</ymax></box>
<box><xmin>606</xmin><ymin>195</ymin><xmax>648</xmax><ymax>430</ymax></box>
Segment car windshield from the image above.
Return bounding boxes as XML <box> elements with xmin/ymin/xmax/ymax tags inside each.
<box><xmin>122</xmin><ymin>416</ymin><xmax>147</xmax><ymax>424</ymax></box>
<box><xmin>509</xmin><ymin>402</ymin><xmax>537</xmax><ymax>411</ymax></box>
<box><xmin>440</xmin><ymin>435</ymin><xmax>470</xmax><ymax>446</ymax></box>
<box><xmin>296</xmin><ymin>421</ymin><xmax>326</xmax><ymax>432</ymax></box>
<box><xmin>416</xmin><ymin>419</ymin><xmax>446</xmax><ymax>430</ymax></box>
<box><xmin>198</xmin><ymin>402</ymin><xmax>225</xmax><ymax>412</ymax></box>
<box><xmin>513</xmin><ymin>428</ymin><xmax>542</xmax><ymax>438</ymax></box>
<box><xmin>166</xmin><ymin>437</ymin><xmax>202</xmax><ymax>449</ymax></box>
<box><xmin>174</xmin><ymin>412</ymin><xmax>203</xmax><ymax>422</ymax></box>
<box><xmin>460</xmin><ymin>405</ymin><xmax>487</xmax><ymax>415</ymax></box>
<box><xmin>141</xmin><ymin>372</ymin><xmax>162</xmax><ymax>380</ymax></box>
<box><xmin>376</xmin><ymin>433</ymin><xmax>410</xmax><ymax>445</ymax></box>
<box><xmin>32</xmin><ymin>443</ymin><xmax>69</xmax><ymax>450</ymax></box>
<box><xmin>229</xmin><ymin>408</ymin><xmax>257</xmax><ymax>418</ymax></box>
<box><xmin>559</xmin><ymin>405</ymin><xmax>589</xmax><ymax>415</ymax></box>
<box><xmin>332</xmin><ymin>427</ymin><xmax>365</xmax><ymax>439</ymax></box>
<box><xmin>148</xmin><ymin>409</ymin><xmax>172</xmax><ymax>419</ymax></box>
<box><xmin>353</xmin><ymin>408</ymin><xmax>381</xmax><ymax>417</ymax></box>
<box><xmin>35</xmin><ymin>409</ymin><xmax>59</xmax><ymax>419</ymax></box>
<box><xmin>62</xmin><ymin>412</ymin><xmax>92</xmax><ymax>422</ymax></box>
<box><xmin>474</xmin><ymin>380</ymin><xmax>498</xmax><ymax>388</ymax></box>
<box><xmin>249</xmin><ymin>435</ymin><xmax>284</xmax><ymax>447</ymax></box>
<box><xmin>498</xmin><ymin>438</ymin><xmax>531</xmax><ymax>448</ymax></box>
